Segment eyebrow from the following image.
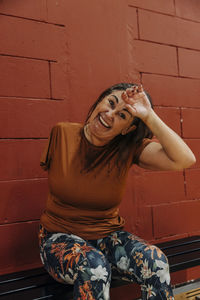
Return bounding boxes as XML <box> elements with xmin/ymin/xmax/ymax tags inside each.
<box><xmin>111</xmin><ymin>94</ymin><xmax>119</xmax><ymax>103</ymax></box>
<box><xmin>110</xmin><ymin>94</ymin><xmax>133</xmax><ymax>118</ymax></box>
<box><xmin>123</xmin><ymin>108</ymin><xmax>133</xmax><ymax>118</ymax></box>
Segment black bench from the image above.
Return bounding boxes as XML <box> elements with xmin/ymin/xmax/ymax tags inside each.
<box><xmin>0</xmin><ymin>236</ymin><xmax>200</xmax><ymax>300</ymax></box>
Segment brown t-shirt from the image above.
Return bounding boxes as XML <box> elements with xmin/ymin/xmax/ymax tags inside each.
<box><xmin>40</xmin><ymin>122</ymin><xmax>152</xmax><ymax>240</ymax></box>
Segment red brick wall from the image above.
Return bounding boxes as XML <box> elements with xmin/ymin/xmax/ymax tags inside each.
<box><xmin>0</xmin><ymin>0</ymin><xmax>199</xmax><ymax>285</ymax></box>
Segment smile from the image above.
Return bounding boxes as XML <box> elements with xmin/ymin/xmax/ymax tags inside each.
<box><xmin>99</xmin><ymin>115</ymin><xmax>111</xmax><ymax>128</ymax></box>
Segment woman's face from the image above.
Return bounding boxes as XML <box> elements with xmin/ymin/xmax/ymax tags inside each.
<box><xmin>85</xmin><ymin>90</ymin><xmax>135</xmax><ymax>146</ymax></box>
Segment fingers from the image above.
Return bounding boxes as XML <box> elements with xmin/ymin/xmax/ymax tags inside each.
<box><xmin>128</xmin><ymin>84</ymin><xmax>143</xmax><ymax>96</ymax></box>
<box><xmin>137</xmin><ymin>84</ymin><xmax>144</xmax><ymax>93</ymax></box>
<box><xmin>122</xmin><ymin>84</ymin><xmax>144</xmax><ymax>101</ymax></box>
<box><xmin>121</xmin><ymin>91</ymin><xmax>129</xmax><ymax>101</ymax></box>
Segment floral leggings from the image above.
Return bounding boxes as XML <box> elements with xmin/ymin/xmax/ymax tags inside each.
<box><xmin>39</xmin><ymin>225</ymin><xmax>174</xmax><ymax>300</ymax></box>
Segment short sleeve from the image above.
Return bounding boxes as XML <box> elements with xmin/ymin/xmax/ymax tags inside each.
<box><xmin>40</xmin><ymin>124</ymin><xmax>60</xmax><ymax>171</ymax></box>
<box><xmin>132</xmin><ymin>138</ymin><xmax>153</xmax><ymax>165</ymax></box>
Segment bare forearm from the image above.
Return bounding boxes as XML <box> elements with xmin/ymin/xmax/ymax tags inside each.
<box><xmin>144</xmin><ymin>109</ymin><xmax>196</xmax><ymax>169</ymax></box>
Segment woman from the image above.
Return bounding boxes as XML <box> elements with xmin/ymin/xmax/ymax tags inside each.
<box><xmin>39</xmin><ymin>83</ymin><xmax>195</xmax><ymax>300</ymax></box>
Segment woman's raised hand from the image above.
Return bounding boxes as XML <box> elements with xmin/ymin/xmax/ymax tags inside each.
<box><xmin>121</xmin><ymin>85</ymin><xmax>152</xmax><ymax>122</ymax></box>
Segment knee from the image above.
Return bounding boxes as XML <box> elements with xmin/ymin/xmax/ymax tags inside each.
<box><xmin>141</xmin><ymin>244</ymin><xmax>168</xmax><ymax>265</ymax></box>
<box><xmin>141</xmin><ymin>245</ymin><xmax>171</xmax><ymax>283</ymax></box>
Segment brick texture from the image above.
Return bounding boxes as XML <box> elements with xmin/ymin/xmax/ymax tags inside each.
<box><xmin>0</xmin><ymin>56</ymin><xmax>50</xmax><ymax>98</ymax></box>
<box><xmin>139</xmin><ymin>9</ymin><xmax>200</xmax><ymax>50</ymax></box>
<box><xmin>0</xmin><ymin>221</ymin><xmax>41</xmax><ymax>275</ymax></box>
<box><xmin>154</xmin><ymin>107</ymin><xmax>181</xmax><ymax>135</ymax></box>
<box><xmin>182</xmin><ymin>108</ymin><xmax>200</xmax><ymax>138</ymax></box>
<box><xmin>0</xmin><ymin>0</ymin><xmax>47</xmax><ymax>21</ymax></box>
<box><xmin>0</xmin><ymin>179</ymin><xmax>47</xmax><ymax>224</ymax></box>
<box><xmin>175</xmin><ymin>0</ymin><xmax>200</xmax><ymax>22</ymax></box>
<box><xmin>46</xmin><ymin>0</ymin><xmax>67</xmax><ymax>25</ymax></box>
<box><xmin>0</xmin><ymin>98</ymin><xmax>69</xmax><ymax>138</ymax></box>
<box><xmin>134</xmin><ymin>171</ymin><xmax>185</xmax><ymax>205</ymax></box>
<box><xmin>50</xmin><ymin>62</ymin><xmax>68</xmax><ymax>99</ymax></box>
<box><xmin>179</xmin><ymin>48</ymin><xmax>200</xmax><ymax>79</ymax></box>
<box><xmin>0</xmin><ymin>140</ymin><xmax>47</xmax><ymax>180</ymax></box>
<box><xmin>0</xmin><ymin>0</ymin><xmax>199</xmax><ymax>282</ymax></box>
<box><xmin>184</xmin><ymin>139</ymin><xmax>200</xmax><ymax>168</ymax></box>
<box><xmin>128</xmin><ymin>0</ymin><xmax>175</xmax><ymax>15</ymax></box>
<box><xmin>153</xmin><ymin>200</ymin><xmax>200</xmax><ymax>238</ymax></box>
<box><xmin>133</xmin><ymin>41</ymin><xmax>178</xmax><ymax>75</ymax></box>
<box><xmin>143</xmin><ymin>74</ymin><xmax>200</xmax><ymax>108</ymax></box>
<box><xmin>185</xmin><ymin>169</ymin><xmax>200</xmax><ymax>199</ymax></box>
<box><xmin>0</xmin><ymin>15</ymin><xmax>66</xmax><ymax>60</ymax></box>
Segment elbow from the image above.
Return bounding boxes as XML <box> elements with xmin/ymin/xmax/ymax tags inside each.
<box><xmin>171</xmin><ymin>153</ymin><xmax>196</xmax><ymax>171</ymax></box>
<box><xmin>185</xmin><ymin>153</ymin><xmax>196</xmax><ymax>168</ymax></box>
<box><xmin>175</xmin><ymin>153</ymin><xmax>196</xmax><ymax>170</ymax></box>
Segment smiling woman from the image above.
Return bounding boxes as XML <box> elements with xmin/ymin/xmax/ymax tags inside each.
<box><xmin>39</xmin><ymin>83</ymin><xmax>195</xmax><ymax>300</ymax></box>
<box><xmin>81</xmin><ymin>83</ymin><xmax>154</xmax><ymax>173</ymax></box>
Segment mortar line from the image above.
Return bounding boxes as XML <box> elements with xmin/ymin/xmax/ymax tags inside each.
<box><xmin>136</xmin><ymin>8</ymin><xmax>140</xmax><ymax>39</ymax></box>
<box><xmin>135</xmin><ymin>38</ymin><xmax>200</xmax><ymax>53</ymax></box>
<box><xmin>0</xmin><ymin>12</ymin><xmax>65</xmax><ymax>27</ymax></box>
<box><xmin>128</xmin><ymin>5</ymin><xmax>200</xmax><ymax>24</ymax></box>
<box><xmin>176</xmin><ymin>47</ymin><xmax>180</xmax><ymax>76</ymax></box>
<box><xmin>48</xmin><ymin>61</ymin><xmax>53</xmax><ymax>99</ymax></box>
<box><xmin>0</xmin><ymin>53</ymin><xmax>57</xmax><ymax>63</ymax></box>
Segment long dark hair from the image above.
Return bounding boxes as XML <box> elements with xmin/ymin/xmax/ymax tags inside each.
<box><xmin>80</xmin><ymin>83</ymin><xmax>153</xmax><ymax>175</ymax></box>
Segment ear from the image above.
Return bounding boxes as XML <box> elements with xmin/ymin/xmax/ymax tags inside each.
<box><xmin>121</xmin><ymin>124</ymin><xmax>136</xmax><ymax>135</ymax></box>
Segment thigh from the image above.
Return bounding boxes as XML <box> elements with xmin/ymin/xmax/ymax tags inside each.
<box><xmin>39</xmin><ymin>226</ymin><xmax>109</xmax><ymax>285</ymax></box>
<box><xmin>96</xmin><ymin>231</ymin><xmax>167</xmax><ymax>283</ymax></box>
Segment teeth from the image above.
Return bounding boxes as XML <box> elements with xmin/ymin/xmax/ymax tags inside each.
<box><xmin>99</xmin><ymin>115</ymin><xmax>110</xmax><ymax>128</ymax></box>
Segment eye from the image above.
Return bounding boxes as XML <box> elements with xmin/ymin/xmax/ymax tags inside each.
<box><xmin>108</xmin><ymin>99</ymin><xmax>115</xmax><ymax>108</ymax></box>
<box><xmin>119</xmin><ymin>112</ymin><xmax>126</xmax><ymax>120</ymax></box>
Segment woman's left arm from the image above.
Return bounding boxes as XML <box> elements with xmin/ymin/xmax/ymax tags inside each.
<box><xmin>122</xmin><ymin>85</ymin><xmax>196</xmax><ymax>171</ymax></box>
<box><xmin>139</xmin><ymin>110</ymin><xmax>196</xmax><ymax>171</ymax></box>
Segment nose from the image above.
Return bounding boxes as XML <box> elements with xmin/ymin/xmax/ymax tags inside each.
<box><xmin>105</xmin><ymin>109</ymin><xmax>115</xmax><ymax>120</ymax></box>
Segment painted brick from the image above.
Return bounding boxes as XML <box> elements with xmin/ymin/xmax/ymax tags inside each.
<box><xmin>120</xmin><ymin>174</ymin><xmax>139</xmax><ymax>235</ymax></box>
<box><xmin>184</xmin><ymin>139</ymin><xmax>200</xmax><ymax>168</ymax></box>
<box><xmin>0</xmin><ymin>15</ymin><xmax>66</xmax><ymax>60</ymax></box>
<box><xmin>134</xmin><ymin>171</ymin><xmax>185</xmax><ymax>205</ymax></box>
<box><xmin>175</xmin><ymin>0</ymin><xmax>200</xmax><ymax>22</ymax></box>
<box><xmin>0</xmin><ymin>140</ymin><xmax>47</xmax><ymax>180</ymax></box>
<box><xmin>128</xmin><ymin>0</ymin><xmax>175</xmax><ymax>15</ymax></box>
<box><xmin>171</xmin><ymin>266</ymin><xmax>200</xmax><ymax>286</ymax></box>
<box><xmin>0</xmin><ymin>179</ymin><xmax>48</xmax><ymax>224</ymax></box>
<box><xmin>122</xmin><ymin>6</ymin><xmax>139</xmax><ymax>82</ymax></box>
<box><xmin>127</xmin><ymin>6</ymin><xmax>138</xmax><ymax>39</ymax></box>
<box><xmin>179</xmin><ymin>48</ymin><xmax>200</xmax><ymax>79</ymax></box>
<box><xmin>0</xmin><ymin>0</ymin><xmax>47</xmax><ymax>21</ymax></box>
<box><xmin>0</xmin><ymin>98</ymin><xmax>69</xmax><ymax>138</ymax></box>
<box><xmin>121</xmin><ymin>171</ymin><xmax>153</xmax><ymax>239</ymax></box>
<box><xmin>154</xmin><ymin>107</ymin><xmax>181</xmax><ymax>136</ymax></box>
<box><xmin>136</xmin><ymin>206</ymin><xmax>153</xmax><ymax>240</ymax></box>
<box><xmin>181</xmin><ymin>108</ymin><xmax>200</xmax><ymax>138</ymax></box>
<box><xmin>62</xmin><ymin>2</ymin><xmax>129</xmax><ymax>122</ymax></box>
<box><xmin>132</xmin><ymin>41</ymin><xmax>178</xmax><ymax>76</ymax></box>
<box><xmin>185</xmin><ymin>169</ymin><xmax>200</xmax><ymax>199</ymax></box>
<box><xmin>139</xmin><ymin>9</ymin><xmax>200</xmax><ymax>50</ymax></box>
<box><xmin>46</xmin><ymin>0</ymin><xmax>67</xmax><ymax>25</ymax></box>
<box><xmin>0</xmin><ymin>221</ymin><xmax>41</xmax><ymax>275</ymax></box>
<box><xmin>0</xmin><ymin>56</ymin><xmax>50</xmax><ymax>98</ymax></box>
<box><xmin>142</xmin><ymin>74</ymin><xmax>200</xmax><ymax>108</ymax></box>
<box><xmin>153</xmin><ymin>200</ymin><xmax>200</xmax><ymax>238</ymax></box>
<box><xmin>50</xmin><ymin>62</ymin><xmax>68</xmax><ymax>99</ymax></box>
<box><xmin>121</xmin><ymin>216</ymin><xmax>137</xmax><ymax>236</ymax></box>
